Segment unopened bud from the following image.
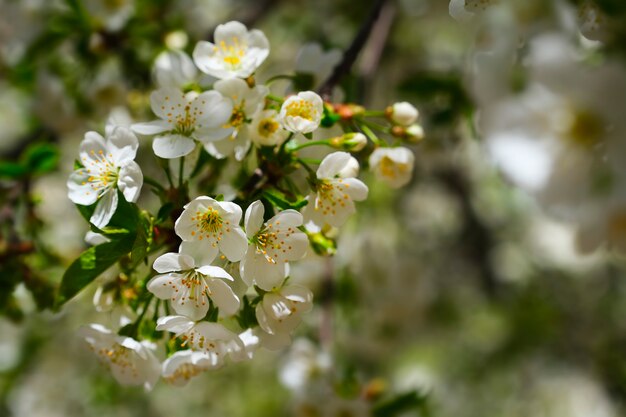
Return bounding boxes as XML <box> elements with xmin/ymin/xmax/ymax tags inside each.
<box><xmin>329</xmin><ymin>132</ymin><xmax>367</xmax><ymax>151</ymax></box>
<box><xmin>164</xmin><ymin>30</ymin><xmax>189</xmax><ymax>50</ymax></box>
<box><xmin>386</xmin><ymin>102</ymin><xmax>419</xmax><ymax>126</ymax></box>
<box><xmin>334</xmin><ymin>103</ymin><xmax>365</xmax><ymax>120</ymax></box>
<box><xmin>406</xmin><ymin>124</ymin><xmax>425</xmax><ymax>142</ymax></box>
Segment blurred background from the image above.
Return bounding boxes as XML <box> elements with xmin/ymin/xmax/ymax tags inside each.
<box><xmin>2</xmin><ymin>0</ymin><xmax>626</xmax><ymax>415</ymax></box>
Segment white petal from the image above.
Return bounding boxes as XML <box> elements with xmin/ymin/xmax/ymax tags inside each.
<box><xmin>155</xmin><ymin>315</ymin><xmax>195</xmax><ymax>334</ymax></box>
<box><xmin>90</xmin><ymin>189</ymin><xmax>118</xmax><ymax>228</ymax></box>
<box><xmin>214</xmin><ymin>21</ymin><xmax>248</xmax><ymax>45</ymax></box>
<box><xmin>179</xmin><ymin>240</ymin><xmax>217</xmax><ymax>266</ymax></box>
<box><xmin>147</xmin><ymin>273</ymin><xmax>177</xmax><ymax>299</ymax></box>
<box><xmin>244</xmin><ymin>200</ymin><xmax>265</xmax><ymax>238</ymax></box>
<box><xmin>207</xmin><ymin>278</ymin><xmax>240</xmax><ymax>316</ymax></box>
<box><xmin>79</xmin><ymin>131</ymin><xmax>107</xmax><ymax>162</ymax></box>
<box><xmin>196</xmin><ymin>265</ymin><xmax>234</xmax><ymax>281</ymax></box>
<box><xmin>153</xmin><ymin>252</ymin><xmax>195</xmax><ymax>273</ymax></box>
<box><xmin>107</xmin><ymin>126</ymin><xmax>139</xmax><ymax>164</ymax></box>
<box><xmin>131</xmin><ymin>120</ymin><xmax>171</xmax><ymax>135</ymax></box>
<box><xmin>118</xmin><ymin>161</ymin><xmax>143</xmax><ymax>203</ymax></box>
<box><xmin>152</xmin><ymin>134</ymin><xmax>196</xmax><ymax>159</ymax></box>
<box><xmin>341</xmin><ymin>177</ymin><xmax>368</xmax><ymax>201</ymax></box>
<box><xmin>238</xmin><ymin>248</ymin><xmax>256</xmax><ymax>287</ymax></box>
<box><xmin>218</xmin><ymin>227</ymin><xmax>247</xmax><ymax>262</ymax></box>
<box><xmin>67</xmin><ymin>169</ymin><xmax>99</xmax><ymax>206</ymax></box>
<box><xmin>214</xmin><ymin>78</ymin><xmax>249</xmax><ymax>103</ymax></box>
<box><xmin>253</xmin><ymin>257</ymin><xmax>288</xmax><ymax>291</ymax></box>
<box><xmin>282</xmin><ymin>285</ymin><xmax>313</xmax><ymax>306</ymax></box>
<box><xmin>268</xmin><ymin>209</ymin><xmax>303</xmax><ymax>229</ymax></box>
<box><xmin>192</xmin><ymin>90</ymin><xmax>233</xmax><ymax>129</ymax></box>
<box><xmin>218</xmin><ymin>201</ymin><xmax>243</xmax><ymax>223</ymax></box>
<box><xmin>150</xmin><ymin>88</ymin><xmax>186</xmax><ymax>120</ymax></box>
<box><xmin>317</xmin><ymin>152</ymin><xmax>357</xmax><ymax>179</ymax></box>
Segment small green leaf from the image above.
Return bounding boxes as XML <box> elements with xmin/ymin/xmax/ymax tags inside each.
<box><xmin>55</xmin><ymin>235</ymin><xmax>135</xmax><ymax>308</ymax></box>
<box><xmin>262</xmin><ymin>189</ymin><xmax>308</xmax><ymax>210</ymax></box>
<box><xmin>22</xmin><ymin>143</ymin><xmax>59</xmax><ymax>175</ymax></box>
<box><xmin>0</xmin><ymin>162</ymin><xmax>27</xmax><ymax>179</ymax></box>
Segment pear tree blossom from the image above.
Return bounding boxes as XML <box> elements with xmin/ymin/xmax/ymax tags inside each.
<box><xmin>203</xmin><ymin>78</ymin><xmax>269</xmax><ymax>160</ymax></box>
<box><xmin>369</xmin><ymin>147</ymin><xmax>415</xmax><ymax>189</ymax></box>
<box><xmin>67</xmin><ymin>127</ymin><xmax>143</xmax><ymax>228</ymax></box>
<box><xmin>174</xmin><ymin>196</ymin><xmax>248</xmax><ymax>262</ymax></box>
<box><xmin>193</xmin><ymin>21</ymin><xmax>270</xmax><ymax>80</ymax></box>
<box><xmin>131</xmin><ymin>88</ymin><xmax>233</xmax><ymax>159</ymax></box>
<box><xmin>79</xmin><ymin>324</ymin><xmax>160</xmax><ymax>390</ymax></box>
<box><xmin>255</xmin><ymin>285</ymin><xmax>313</xmax><ymax>340</ymax></box>
<box><xmin>279</xmin><ymin>91</ymin><xmax>324</xmax><ymax>134</ymax></box>
<box><xmin>147</xmin><ymin>242</ymin><xmax>240</xmax><ymax>320</ymax></box>
<box><xmin>241</xmin><ymin>201</ymin><xmax>308</xmax><ymax>291</ymax></box>
<box><xmin>303</xmin><ymin>152</ymin><xmax>369</xmax><ymax>228</ymax></box>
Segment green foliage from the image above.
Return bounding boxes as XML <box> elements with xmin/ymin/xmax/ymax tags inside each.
<box><xmin>372</xmin><ymin>391</ymin><xmax>431</xmax><ymax>417</ymax></box>
<box><xmin>0</xmin><ymin>143</ymin><xmax>59</xmax><ymax>179</ymax></box>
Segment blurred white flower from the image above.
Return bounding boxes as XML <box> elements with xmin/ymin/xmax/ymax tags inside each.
<box><xmin>369</xmin><ymin>147</ymin><xmax>415</xmax><ymax>189</ymax></box>
<box><xmin>193</xmin><ymin>21</ymin><xmax>270</xmax><ymax>79</ymax></box>
<box><xmin>67</xmin><ymin>127</ymin><xmax>143</xmax><ymax>228</ymax></box>
<box><xmin>156</xmin><ymin>315</ymin><xmax>247</xmax><ymax>362</ymax></box>
<box><xmin>148</xmin><ymin>242</ymin><xmax>240</xmax><ymax>320</ymax></box>
<box><xmin>161</xmin><ymin>350</ymin><xmax>218</xmax><ymax>386</ymax></box>
<box><xmin>174</xmin><ymin>196</ymin><xmax>247</xmax><ymax>262</ymax></box>
<box><xmin>256</xmin><ymin>285</ymin><xmax>313</xmax><ymax>339</ymax></box>
<box><xmin>294</xmin><ymin>43</ymin><xmax>342</xmax><ymax>87</ymax></box>
<box><xmin>578</xmin><ymin>0</ymin><xmax>610</xmax><ymax>42</ymax></box>
<box><xmin>153</xmin><ymin>50</ymin><xmax>198</xmax><ymax>89</ymax></box>
<box><xmin>279</xmin><ymin>91</ymin><xmax>324</xmax><ymax>134</ymax></box>
<box><xmin>79</xmin><ymin>324</ymin><xmax>160</xmax><ymax>391</ymax></box>
<box><xmin>302</xmin><ymin>152</ymin><xmax>368</xmax><ymax>228</ymax></box>
<box><xmin>84</xmin><ymin>0</ymin><xmax>134</xmax><ymax>32</ymax></box>
<box><xmin>240</xmin><ymin>201</ymin><xmax>308</xmax><ymax>291</ymax></box>
<box><xmin>279</xmin><ymin>338</ymin><xmax>331</xmax><ymax>393</ymax></box>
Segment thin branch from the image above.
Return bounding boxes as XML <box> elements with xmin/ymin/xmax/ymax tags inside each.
<box><xmin>317</xmin><ymin>0</ymin><xmax>389</xmax><ymax>101</ymax></box>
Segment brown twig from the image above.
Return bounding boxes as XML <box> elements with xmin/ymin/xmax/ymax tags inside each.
<box><xmin>317</xmin><ymin>0</ymin><xmax>389</xmax><ymax>101</ymax></box>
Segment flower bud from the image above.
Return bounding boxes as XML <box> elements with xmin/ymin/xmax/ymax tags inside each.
<box><xmin>386</xmin><ymin>102</ymin><xmax>419</xmax><ymax>126</ymax></box>
<box><xmin>406</xmin><ymin>124</ymin><xmax>425</xmax><ymax>142</ymax></box>
<box><xmin>329</xmin><ymin>132</ymin><xmax>367</xmax><ymax>151</ymax></box>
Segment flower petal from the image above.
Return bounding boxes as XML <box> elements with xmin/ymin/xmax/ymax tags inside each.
<box><xmin>90</xmin><ymin>189</ymin><xmax>118</xmax><ymax>228</ymax></box>
<box><xmin>131</xmin><ymin>120</ymin><xmax>171</xmax><ymax>136</ymax></box>
<box><xmin>153</xmin><ymin>252</ymin><xmax>195</xmax><ymax>273</ymax></box>
<box><xmin>218</xmin><ymin>227</ymin><xmax>247</xmax><ymax>262</ymax></box>
<box><xmin>244</xmin><ymin>200</ymin><xmax>264</xmax><ymax>238</ymax></box>
<box><xmin>118</xmin><ymin>161</ymin><xmax>143</xmax><ymax>203</ymax></box>
<box><xmin>207</xmin><ymin>278</ymin><xmax>240</xmax><ymax>316</ymax></box>
<box><xmin>152</xmin><ymin>134</ymin><xmax>196</xmax><ymax>159</ymax></box>
<box><xmin>107</xmin><ymin>126</ymin><xmax>139</xmax><ymax>164</ymax></box>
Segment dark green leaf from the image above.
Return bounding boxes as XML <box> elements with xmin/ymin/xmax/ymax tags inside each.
<box><xmin>22</xmin><ymin>143</ymin><xmax>59</xmax><ymax>175</ymax></box>
<box><xmin>373</xmin><ymin>391</ymin><xmax>430</xmax><ymax>417</ymax></box>
<box><xmin>262</xmin><ymin>188</ymin><xmax>308</xmax><ymax>210</ymax></box>
<box><xmin>0</xmin><ymin>162</ymin><xmax>27</xmax><ymax>179</ymax></box>
<box><xmin>55</xmin><ymin>235</ymin><xmax>135</xmax><ymax>308</ymax></box>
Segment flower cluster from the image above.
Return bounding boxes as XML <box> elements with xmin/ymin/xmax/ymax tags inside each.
<box><xmin>65</xmin><ymin>20</ymin><xmax>423</xmax><ymax>388</ymax></box>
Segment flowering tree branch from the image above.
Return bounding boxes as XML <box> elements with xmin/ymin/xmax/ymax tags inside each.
<box><xmin>318</xmin><ymin>0</ymin><xmax>389</xmax><ymax>101</ymax></box>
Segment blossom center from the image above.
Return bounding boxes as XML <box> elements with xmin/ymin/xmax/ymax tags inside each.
<box><xmin>166</xmin><ymin>363</ymin><xmax>204</xmax><ymax>384</ymax></box>
<box><xmin>172</xmin><ymin>103</ymin><xmax>200</xmax><ymax>136</ymax></box>
<box><xmin>286</xmin><ymin>99</ymin><xmax>316</xmax><ymax>121</ymax></box>
<box><xmin>190</xmin><ymin>206</ymin><xmax>231</xmax><ymax>244</ymax></box>
<box><xmin>253</xmin><ymin>223</ymin><xmax>295</xmax><ymax>264</ymax></box>
<box><xmin>258</xmin><ymin>117</ymin><xmax>279</xmax><ymax>137</ymax></box>
<box><xmin>315</xmin><ymin>180</ymin><xmax>350</xmax><ymax>215</ymax></box>
<box><xmin>379</xmin><ymin>156</ymin><xmax>408</xmax><ymax>179</ymax></box>
<box><xmin>228</xmin><ymin>102</ymin><xmax>247</xmax><ymax>128</ymax></box>
<box><xmin>82</xmin><ymin>150</ymin><xmax>119</xmax><ymax>197</ymax></box>
<box><xmin>215</xmin><ymin>38</ymin><xmax>247</xmax><ymax>70</ymax></box>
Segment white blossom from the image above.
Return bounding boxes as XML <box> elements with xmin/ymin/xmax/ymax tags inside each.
<box><xmin>240</xmin><ymin>201</ymin><xmax>308</xmax><ymax>291</ymax></box>
<box><xmin>131</xmin><ymin>88</ymin><xmax>232</xmax><ymax>159</ymax></box>
<box><xmin>67</xmin><ymin>127</ymin><xmax>143</xmax><ymax>228</ymax></box>
<box><xmin>147</xmin><ymin>242</ymin><xmax>240</xmax><ymax>320</ymax></box>
<box><xmin>249</xmin><ymin>109</ymin><xmax>289</xmax><ymax>147</ymax></box>
<box><xmin>193</xmin><ymin>20</ymin><xmax>269</xmax><ymax>80</ymax></box>
<box><xmin>174</xmin><ymin>196</ymin><xmax>248</xmax><ymax>262</ymax></box>
<box><xmin>279</xmin><ymin>91</ymin><xmax>324</xmax><ymax>134</ymax></box>
<box><xmin>156</xmin><ymin>316</ymin><xmax>247</xmax><ymax>363</ymax></box>
<box><xmin>302</xmin><ymin>152</ymin><xmax>369</xmax><ymax>228</ymax></box>
<box><xmin>256</xmin><ymin>285</ymin><xmax>313</xmax><ymax>339</ymax></box>
<box><xmin>294</xmin><ymin>43</ymin><xmax>342</xmax><ymax>87</ymax></box>
<box><xmin>79</xmin><ymin>324</ymin><xmax>160</xmax><ymax>390</ymax></box>
<box><xmin>369</xmin><ymin>147</ymin><xmax>415</xmax><ymax>188</ymax></box>
<box><xmin>161</xmin><ymin>350</ymin><xmax>218</xmax><ymax>386</ymax></box>
<box><xmin>203</xmin><ymin>78</ymin><xmax>268</xmax><ymax>160</ymax></box>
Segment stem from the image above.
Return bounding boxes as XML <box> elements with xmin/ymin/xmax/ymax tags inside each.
<box><xmin>143</xmin><ymin>176</ymin><xmax>166</xmax><ymax>193</ymax></box>
<box><xmin>267</xmin><ymin>94</ymin><xmax>285</xmax><ymax>104</ymax></box>
<box><xmin>265</xmin><ymin>74</ymin><xmax>296</xmax><ymax>86</ymax></box>
<box><xmin>291</xmin><ymin>139</ymin><xmax>331</xmax><ymax>151</ymax></box>
<box><xmin>363</xmin><ymin>110</ymin><xmax>386</xmax><ymax>117</ymax></box>
<box><xmin>296</xmin><ymin>158</ymin><xmax>318</xmax><ymax>178</ymax></box>
<box><xmin>178</xmin><ymin>156</ymin><xmax>185</xmax><ymax>190</ymax></box>
<box><xmin>359</xmin><ymin>123</ymin><xmax>383</xmax><ymax>146</ymax></box>
<box><xmin>317</xmin><ymin>0</ymin><xmax>389</xmax><ymax>101</ymax></box>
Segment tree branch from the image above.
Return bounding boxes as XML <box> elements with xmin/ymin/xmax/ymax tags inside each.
<box><xmin>317</xmin><ymin>0</ymin><xmax>389</xmax><ymax>101</ymax></box>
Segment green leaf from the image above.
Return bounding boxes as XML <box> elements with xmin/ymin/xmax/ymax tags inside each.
<box><xmin>129</xmin><ymin>211</ymin><xmax>154</xmax><ymax>268</ymax></box>
<box><xmin>55</xmin><ymin>235</ymin><xmax>135</xmax><ymax>308</ymax></box>
<box><xmin>372</xmin><ymin>391</ymin><xmax>430</xmax><ymax>417</ymax></box>
<box><xmin>0</xmin><ymin>162</ymin><xmax>27</xmax><ymax>179</ymax></box>
<box><xmin>261</xmin><ymin>189</ymin><xmax>308</xmax><ymax>210</ymax></box>
<box><xmin>22</xmin><ymin>143</ymin><xmax>59</xmax><ymax>175</ymax></box>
